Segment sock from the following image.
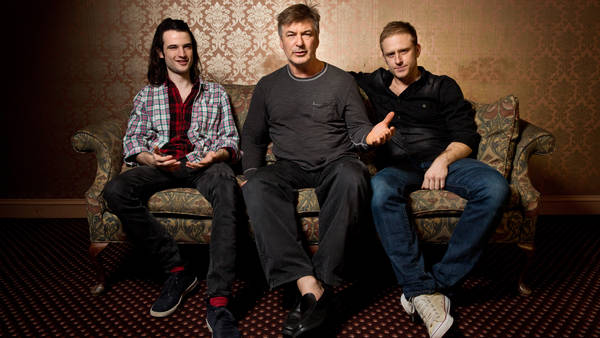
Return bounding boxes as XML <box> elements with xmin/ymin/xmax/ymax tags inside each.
<box><xmin>170</xmin><ymin>266</ymin><xmax>185</xmax><ymax>273</ymax></box>
<box><xmin>209</xmin><ymin>296</ymin><xmax>228</xmax><ymax>307</ymax></box>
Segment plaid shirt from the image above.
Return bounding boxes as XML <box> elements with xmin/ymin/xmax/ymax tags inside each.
<box><xmin>160</xmin><ymin>79</ymin><xmax>199</xmax><ymax>160</ymax></box>
<box><xmin>123</xmin><ymin>79</ymin><xmax>240</xmax><ymax>165</ymax></box>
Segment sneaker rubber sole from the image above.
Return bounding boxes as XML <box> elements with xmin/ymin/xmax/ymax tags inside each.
<box><xmin>430</xmin><ymin>297</ymin><xmax>453</xmax><ymax>338</ymax></box>
<box><xmin>400</xmin><ymin>293</ymin><xmax>417</xmax><ymax>321</ymax></box>
<box><xmin>150</xmin><ymin>277</ymin><xmax>198</xmax><ymax>317</ymax></box>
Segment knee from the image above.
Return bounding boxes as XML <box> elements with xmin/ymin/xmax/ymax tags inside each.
<box><xmin>480</xmin><ymin>171</ymin><xmax>510</xmax><ymax>205</ymax></box>
<box><xmin>103</xmin><ymin>178</ymin><xmax>127</xmax><ymax>211</ymax></box>
<box><xmin>371</xmin><ymin>176</ymin><xmax>399</xmax><ymax>211</ymax></box>
<box><xmin>242</xmin><ymin>171</ymin><xmax>278</xmax><ymax>206</ymax></box>
<box><xmin>242</xmin><ymin>173</ymin><xmax>267</xmax><ymax>197</ymax></box>
<box><xmin>332</xmin><ymin>160</ymin><xmax>370</xmax><ymax>189</ymax></box>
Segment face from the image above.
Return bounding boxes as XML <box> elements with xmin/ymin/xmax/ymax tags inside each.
<box><xmin>158</xmin><ymin>30</ymin><xmax>194</xmax><ymax>78</ymax></box>
<box><xmin>279</xmin><ymin>20</ymin><xmax>319</xmax><ymax>69</ymax></box>
<box><xmin>381</xmin><ymin>33</ymin><xmax>421</xmax><ymax>83</ymax></box>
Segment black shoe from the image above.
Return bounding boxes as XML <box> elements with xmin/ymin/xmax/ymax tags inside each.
<box><xmin>282</xmin><ymin>295</ymin><xmax>303</xmax><ymax>335</ymax></box>
<box><xmin>150</xmin><ymin>270</ymin><xmax>198</xmax><ymax>317</ymax></box>
<box><xmin>206</xmin><ymin>303</ymin><xmax>241</xmax><ymax>338</ymax></box>
<box><xmin>282</xmin><ymin>291</ymin><xmax>332</xmax><ymax>337</ymax></box>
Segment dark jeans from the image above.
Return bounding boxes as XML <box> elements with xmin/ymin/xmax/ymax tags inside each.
<box><xmin>370</xmin><ymin>158</ymin><xmax>509</xmax><ymax>298</ymax></box>
<box><xmin>242</xmin><ymin>157</ymin><xmax>371</xmax><ymax>289</ymax></box>
<box><xmin>103</xmin><ymin>162</ymin><xmax>241</xmax><ymax>298</ymax></box>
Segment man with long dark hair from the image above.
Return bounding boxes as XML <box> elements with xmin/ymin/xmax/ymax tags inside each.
<box><xmin>242</xmin><ymin>3</ymin><xmax>395</xmax><ymax>337</ymax></box>
<box><xmin>103</xmin><ymin>18</ymin><xmax>241</xmax><ymax>337</ymax></box>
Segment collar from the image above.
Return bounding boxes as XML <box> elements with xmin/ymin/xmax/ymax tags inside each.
<box><xmin>381</xmin><ymin>66</ymin><xmax>429</xmax><ymax>97</ymax></box>
<box><xmin>165</xmin><ymin>77</ymin><xmax>202</xmax><ymax>90</ymax></box>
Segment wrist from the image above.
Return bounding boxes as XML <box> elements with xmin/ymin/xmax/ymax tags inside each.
<box><xmin>136</xmin><ymin>151</ymin><xmax>152</xmax><ymax>166</ymax></box>
<box><xmin>435</xmin><ymin>153</ymin><xmax>450</xmax><ymax>167</ymax></box>
<box><xmin>218</xmin><ymin>148</ymin><xmax>230</xmax><ymax>161</ymax></box>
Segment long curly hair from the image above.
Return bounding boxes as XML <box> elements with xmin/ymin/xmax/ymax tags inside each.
<box><xmin>147</xmin><ymin>18</ymin><xmax>200</xmax><ymax>85</ymax></box>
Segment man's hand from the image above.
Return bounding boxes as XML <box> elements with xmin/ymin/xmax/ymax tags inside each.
<box><xmin>422</xmin><ymin>156</ymin><xmax>449</xmax><ymax>190</ymax></box>
<box><xmin>186</xmin><ymin>149</ymin><xmax>230</xmax><ymax>169</ymax></box>
<box><xmin>136</xmin><ymin>147</ymin><xmax>180</xmax><ymax>172</ymax></box>
<box><xmin>366</xmin><ymin>112</ymin><xmax>396</xmax><ymax>146</ymax></box>
<box><xmin>421</xmin><ymin>142</ymin><xmax>472</xmax><ymax>190</ymax></box>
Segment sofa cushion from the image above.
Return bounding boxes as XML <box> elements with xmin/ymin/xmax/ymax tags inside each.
<box><xmin>409</xmin><ymin>183</ymin><xmax>521</xmax><ymax>216</ymax></box>
<box><xmin>410</xmin><ymin>190</ymin><xmax>466</xmax><ymax>216</ymax></box>
<box><xmin>148</xmin><ymin>188</ymin><xmax>213</xmax><ymax>217</ymax></box>
<box><xmin>473</xmin><ymin>95</ymin><xmax>520</xmax><ymax>178</ymax></box>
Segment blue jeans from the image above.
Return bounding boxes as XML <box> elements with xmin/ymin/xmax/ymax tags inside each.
<box><xmin>371</xmin><ymin>158</ymin><xmax>509</xmax><ymax>298</ymax></box>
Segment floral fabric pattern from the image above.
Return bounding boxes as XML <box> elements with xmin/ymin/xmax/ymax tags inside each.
<box><xmin>72</xmin><ymin>86</ymin><xmax>554</xmax><ymax>255</ymax></box>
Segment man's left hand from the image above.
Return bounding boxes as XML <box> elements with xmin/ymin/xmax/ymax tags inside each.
<box><xmin>186</xmin><ymin>149</ymin><xmax>230</xmax><ymax>169</ymax></box>
<box><xmin>422</xmin><ymin>157</ymin><xmax>448</xmax><ymax>190</ymax></box>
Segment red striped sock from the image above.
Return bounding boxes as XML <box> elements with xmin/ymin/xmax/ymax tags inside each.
<box><xmin>170</xmin><ymin>266</ymin><xmax>185</xmax><ymax>273</ymax></box>
<box><xmin>209</xmin><ymin>296</ymin><xmax>228</xmax><ymax>307</ymax></box>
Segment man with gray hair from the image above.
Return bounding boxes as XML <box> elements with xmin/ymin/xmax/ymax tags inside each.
<box><xmin>242</xmin><ymin>3</ymin><xmax>395</xmax><ymax>337</ymax></box>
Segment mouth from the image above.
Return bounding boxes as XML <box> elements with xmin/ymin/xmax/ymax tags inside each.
<box><xmin>293</xmin><ymin>50</ymin><xmax>307</xmax><ymax>57</ymax></box>
<box><xmin>176</xmin><ymin>59</ymin><xmax>189</xmax><ymax>66</ymax></box>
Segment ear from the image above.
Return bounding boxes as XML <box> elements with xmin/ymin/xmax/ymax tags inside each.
<box><xmin>279</xmin><ymin>38</ymin><xmax>283</xmax><ymax>50</ymax></box>
<box><xmin>415</xmin><ymin>43</ymin><xmax>421</xmax><ymax>58</ymax></box>
<box><xmin>157</xmin><ymin>48</ymin><xmax>165</xmax><ymax>59</ymax></box>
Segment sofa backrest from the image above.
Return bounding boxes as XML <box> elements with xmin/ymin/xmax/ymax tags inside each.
<box><xmin>472</xmin><ymin>95</ymin><xmax>520</xmax><ymax>178</ymax></box>
<box><xmin>222</xmin><ymin>84</ymin><xmax>519</xmax><ymax>178</ymax></box>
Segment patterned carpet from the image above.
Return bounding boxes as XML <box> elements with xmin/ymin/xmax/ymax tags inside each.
<box><xmin>1</xmin><ymin>216</ymin><xmax>599</xmax><ymax>337</ymax></box>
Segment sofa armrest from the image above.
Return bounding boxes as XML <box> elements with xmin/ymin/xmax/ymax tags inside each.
<box><xmin>511</xmin><ymin>119</ymin><xmax>556</xmax><ymax>212</ymax></box>
<box><xmin>71</xmin><ymin>117</ymin><xmax>127</xmax><ymax>225</ymax></box>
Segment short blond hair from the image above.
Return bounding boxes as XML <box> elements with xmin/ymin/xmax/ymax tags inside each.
<box><xmin>379</xmin><ymin>21</ymin><xmax>418</xmax><ymax>51</ymax></box>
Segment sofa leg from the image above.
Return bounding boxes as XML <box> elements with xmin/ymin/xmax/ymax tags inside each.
<box><xmin>517</xmin><ymin>243</ymin><xmax>534</xmax><ymax>296</ymax></box>
<box><xmin>89</xmin><ymin>242</ymin><xmax>109</xmax><ymax>295</ymax></box>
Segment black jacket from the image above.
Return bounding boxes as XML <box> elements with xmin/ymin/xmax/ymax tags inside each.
<box><xmin>351</xmin><ymin>67</ymin><xmax>480</xmax><ymax>165</ymax></box>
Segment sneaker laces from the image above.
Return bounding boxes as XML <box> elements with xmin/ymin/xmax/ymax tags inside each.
<box><xmin>415</xmin><ymin>296</ymin><xmax>443</xmax><ymax>325</ymax></box>
<box><xmin>160</xmin><ymin>272</ymin><xmax>181</xmax><ymax>297</ymax></box>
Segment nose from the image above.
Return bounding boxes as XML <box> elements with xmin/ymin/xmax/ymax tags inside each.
<box><xmin>294</xmin><ymin>34</ymin><xmax>304</xmax><ymax>47</ymax></box>
<box><xmin>394</xmin><ymin>52</ymin><xmax>402</xmax><ymax>65</ymax></box>
<box><xmin>177</xmin><ymin>47</ymin><xmax>186</xmax><ymax>57</ymax></box>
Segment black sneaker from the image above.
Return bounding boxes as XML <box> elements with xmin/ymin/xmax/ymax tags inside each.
<box><xmin>206</xmin><ymin>303</ymin><xmax>241</xmax><ymax>338</ymax></box>
<box><xmin>150</xmin><ymin>270</ymin><xmax>198</xmax><ymax>317</ymax></box>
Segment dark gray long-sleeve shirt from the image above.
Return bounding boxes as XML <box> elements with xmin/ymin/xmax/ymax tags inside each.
<box><xmin>242</xmin><ymin>63</ymin><xmax>372</xmax><ymax>174</ymax></box>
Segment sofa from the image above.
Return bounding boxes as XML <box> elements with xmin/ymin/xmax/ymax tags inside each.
<box><xmin>71</xmin><ymin>83</ymin><xmax>555</xmax><ymax>296</ymax></box>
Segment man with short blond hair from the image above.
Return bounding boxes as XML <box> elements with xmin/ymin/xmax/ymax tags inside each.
<box><xmin>351</xmin><ymin>21</ymin><xmax>509</xmax><ymax>338</ymax></box>
<box><xmin>242</xmin><ymin>3</ymin><xmax>395</xmax><ymax>337</ymax></box>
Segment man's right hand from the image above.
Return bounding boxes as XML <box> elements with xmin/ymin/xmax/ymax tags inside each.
<box><xmin>136</xmin><ymin>147</ymin><xmax>180</xmax><ymax>171</ymax></box>
<box><xmin>366</xmin><ymin>111</ymin><xmax>396</xmax><ymax>146</ymax></box>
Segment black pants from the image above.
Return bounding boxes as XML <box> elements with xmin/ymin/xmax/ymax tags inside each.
<box><xmin>103</xmin><ymin>162</ymin><xmax>241</xmax><ymax>298</ymax></box>
<box><xmin>242</xmin><ymin>157</ymin><xmax>371</xmax><ymax>289</ymax></box>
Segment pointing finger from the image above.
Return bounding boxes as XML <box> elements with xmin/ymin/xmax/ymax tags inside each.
<box><xmin>382</xmin><ymin>112</ymin><xmax>395</xmax><ymax>125</ymax></box>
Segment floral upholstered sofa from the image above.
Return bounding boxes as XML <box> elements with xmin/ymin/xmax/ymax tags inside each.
<box><xmin>71</xmin><ymin>84</ymin><xmax>555</xmax><ymax>295</ymax></box>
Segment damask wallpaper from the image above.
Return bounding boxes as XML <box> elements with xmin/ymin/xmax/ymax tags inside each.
<box><xmin>2</xmin><ymin>0</ymin><xmax>599</xmax><ymax>199</ymax></box>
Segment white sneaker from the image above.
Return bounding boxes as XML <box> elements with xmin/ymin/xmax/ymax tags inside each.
<box><xmin>400</xmin><ymin>293</ymin><xmax>415</xmax><ymax>317</ymax></box>
<box><xmin>412</xmin><ymin>292</ymin><xmax>453</xmax><ymax>338</ymax></box>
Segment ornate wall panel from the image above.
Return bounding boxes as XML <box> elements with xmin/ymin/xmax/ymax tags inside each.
<box><xmin>2</xmin><ymin>0</ymin><xmax>599</xmax><ymax>198</ymax></box>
